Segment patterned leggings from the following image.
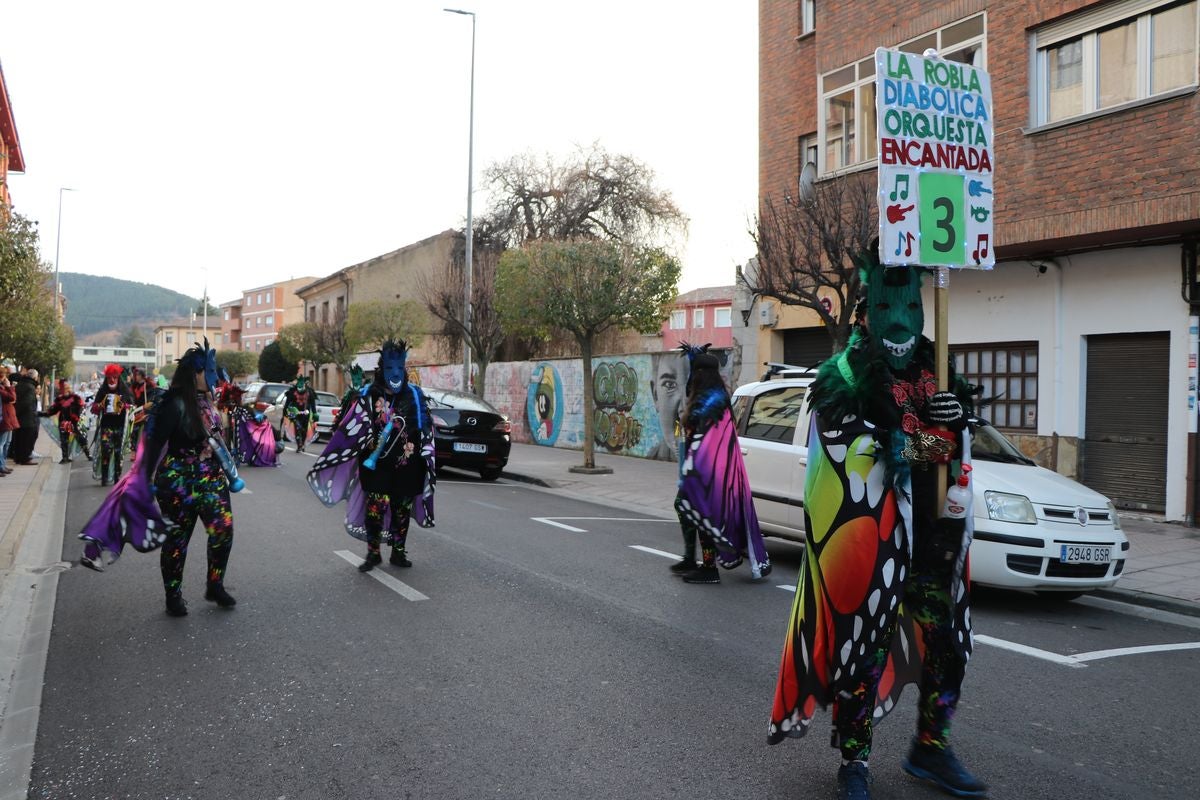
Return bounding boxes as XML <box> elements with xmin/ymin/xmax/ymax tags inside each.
<box><xmin>99</xmin><ymin>426</ymin><xmax>125</xmax><ymax>478</ymax></box>
<box><xmin>674</xmin><ymin>501</ymin><xmax>716</xmax><ymax>566</ymax></box>
<box><xmin>156</xmin><ymin>454</ymin><xmax>235</xmax><ymax>595</ymax></box>
<box><xmin>832</xmin><ymin>555</ymin><xmax>965</xmax><ymax>761</ymax></box>
<box><xmin>293</xmin><ymin>413</ymin><xmax>311</xmax><ymax>448</ymax></box>
<box><xmin>365</xmin><ymin>492</ymin><xmax>413</xmax><ymax>554</ymax></box>
<box><xmin>58</xmin><ymin>422</ymin><xmax>75</xmax><ymax>460</ymax></box>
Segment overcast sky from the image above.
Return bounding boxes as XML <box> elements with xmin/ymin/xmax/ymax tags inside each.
<box><xmin>3</xmin><ymin>1</ymin><xmax>757</xmax><ymax>306</ymax></box>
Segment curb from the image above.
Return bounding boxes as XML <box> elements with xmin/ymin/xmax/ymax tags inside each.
<box><xmin>497</xmin><ymin>470</ymin><xmax>553</xmax><ymax>489</ymax></box>
<box><xmin>1092</xmin><ymin>587</ymin><xmax>1200</xmax><ymax>618</ymax></box>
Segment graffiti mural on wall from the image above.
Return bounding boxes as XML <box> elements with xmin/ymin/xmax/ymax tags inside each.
<box><xmin>592</xmin><ymin>360</ymin><xmax>643</xmax><ymax>452</ymax></box>
<box><xmin>527</xmin><ymin>362</ymin><xmax>564</xmax><ymax>446</ymax></box>
<box><xmin>420</xmin><ymin>349</ymin><xmax>730</xmax><ymax>462</ymax></box>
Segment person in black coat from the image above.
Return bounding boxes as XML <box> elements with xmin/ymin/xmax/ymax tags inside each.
<box><xmin>10</xmin><ymin>367</ymin><xmax>41</xmax><ymax>465</ymax></box>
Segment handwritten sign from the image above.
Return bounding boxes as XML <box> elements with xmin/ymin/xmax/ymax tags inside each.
<box><xmin>875</xmin><ymin>48</ymin><xmax>994</xmax><ymax>269</ymax></box>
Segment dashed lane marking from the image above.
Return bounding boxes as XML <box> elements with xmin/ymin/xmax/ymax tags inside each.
<box><xmin>1069</xmin><ymin>641</ymin><xmax>1200</xmax><ymax>663</ymax></box>
<box><xmin>628</xmin><ymin>545</ymin><xmax>680</xmax><ymax>560</ymax></box>
<box><xmin>334</xmin><ymin>550</ymin><xmax>429</xmax><ymax>601</ymax></box>
<box><xmin>532</xmin><ymin>516</ymin><xmax>675</xmax><ymax>534</ymax></box>
<box><xmin>468</xmin><ymin>499</ymin><xmax>508</xmax><ymax>511</ymax></box>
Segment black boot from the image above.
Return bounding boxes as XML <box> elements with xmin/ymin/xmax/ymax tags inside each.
<box><xmin>902</xmin><ymin>741</ymin><xmax>988</xmax><ymax>797</ymax></box>
<box><xmin>681</xmin><ymin>565</ymin><xmax>721</xmax><ymax>584</ymax></box>
<box><xmin>669</xmin><ymin>556</ymin><xmax>696</xmax><ymax>574</ymax></box>
<box><xmin>837</xmin><ymin>761</ymin><xmax>872</xmax><ymax>800</ymax></box>
<box><xmin>165</xmin><ymin>594</ymin><xmax>188</xmax><ymax>617</ymax></box>
<box><xmin>358</xmin><ymin>551</ymin><xmax>382</xmax><ymax>572</ymax></box>
<box><xmin>204</xmin><ymin>583</ymin><xmax>237</xmax><ymax>608</ymax></box>
<box><xmin>389</xmin><ymin>548</ymin><xmax>412</xmax><ymax>568</ymax></box>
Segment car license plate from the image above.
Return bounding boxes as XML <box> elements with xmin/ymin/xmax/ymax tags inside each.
<box><xmin>1059</xmin><ymin>545</ymin><xmax>1111</xmax><ymax>564</ymax></box>
<box><xmin>453</xmin><ymin>442</ymin><xmax>488</xmax><ymax>454</ymax></box>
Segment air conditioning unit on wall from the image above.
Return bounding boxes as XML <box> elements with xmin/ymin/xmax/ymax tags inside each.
<box><xmin>758</xmin><ymin>304</ymin><xmax>777</xmax><ymax>327</ymax></box>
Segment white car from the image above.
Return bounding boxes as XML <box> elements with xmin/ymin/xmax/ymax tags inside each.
<box><xmin>731</xmin><ymin>371</ymin><xmax>1129</xmax><ymax>599</ymax></box>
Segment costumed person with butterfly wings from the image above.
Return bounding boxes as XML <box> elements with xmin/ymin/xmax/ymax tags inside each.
<box><xmin>79</xmin><ymin>340</ymin><xmax>246</xmax><ymax>618</ymax></box>
<box><xmin>767</xmin><ymin>250</ymin><xmax>986</xmax><ymax>800</ymax></box>
<box><xmin>307</xmin><ymin>339</ymin><xmax>435</xmax><ymax>572</ymax></box>
<box><xmin>670</xmin><ymin>343</ymin><xmax>771</xmax><ymax>584</ymax></box>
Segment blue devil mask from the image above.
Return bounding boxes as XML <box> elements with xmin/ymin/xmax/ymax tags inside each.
<box><xmin>378</xmin><ymin>340</ymin><xmax>409</xmax><ymax>393</ymax></box>
<box><xmin>179</xmin><ymin>338</ymin><xmax>219</xmax><ymax>390</ymax></box>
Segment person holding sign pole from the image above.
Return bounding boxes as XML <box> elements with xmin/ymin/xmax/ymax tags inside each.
<box><xmin>768</xmin><ymin>248</ymin><xmax>986</xmax><ymax>800</ymax></box>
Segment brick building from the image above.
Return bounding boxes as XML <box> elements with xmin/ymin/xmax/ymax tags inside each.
<box><xmin>759</xmin><ymin>0</ymin><xmax>1199</xmax><ymax>520</ymax></box>
<box><xmin>235</xmin><ymin>277</ymin><xmax>317</xmax><ymax>355</ymax></box>
<box><xmin>660</xmin><ymin>286</ymin><xmax>735</xmax><ymax>351</ymax></box>
<box><xmin>0</xmin><ymin>61</ymin><xmax>23</xmax><ymax>211</ymax></box>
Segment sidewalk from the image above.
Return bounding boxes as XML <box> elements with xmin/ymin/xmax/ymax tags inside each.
<box><xmin>0</xmin><ymin>430</ymin><xmax>59</xmax><ymax>570</ymax></box>
<box><xmin>500</xmin><ymin>442</ymin><xmax>1200</xmax><ymax>615</ymax></box>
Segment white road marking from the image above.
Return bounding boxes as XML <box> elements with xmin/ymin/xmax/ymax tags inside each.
<box><xmin>1070</xmin><ymin>641</ymin><xmax>1200</xmax><ymax>663</ymax></box>
<box><xmin>534</xmin><ymin>516</ymin><xmax>675</xmax><ymax>533</ymax></box>
<box><xmin>973</xmin><ymin>634</ymin><xmax>1086</xmax><ymax>668</ymax></box>
<box><xmin>629</xmin><ymin>545</ymin><xmax>680</xmax><ymax>560</ymax></box>
<box><xmin>468</xmin><ymin>499</ymin><xmax>507</xmax><ymax>511</ymax></box>
<box><xmin>532</xmin><ymin>517</ymin><xmax>587</xmax><ymax>532</ymax></box>
<box><xmin>334</xmin><ymin>550</ymin><xmax>428</xmax><ymax>601</ymax></box>
<box><xmin>777</xmin><ymin>584</ymin><xmax>797</xmax><ymax>593</ymax></box>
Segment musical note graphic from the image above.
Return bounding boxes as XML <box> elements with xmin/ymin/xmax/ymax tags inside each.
<box><xmin>889</xmin><ymin>174</ymin><xmax>910</xmax><ymax>201</ymax></box>
<box><xmin>970</xmin><ymin>205</ymin><xmax>990</xmax><ymax>222</ymax></box>
<box><xmin>968</xmin><ymin>179</ymin><xmax>993</xmax><ymax>197</ymax></box>
<box><xmin>894</xmin><ymin>230</ymin><xmax>915</xmax><ymax>257</ymax></box>
<box><xmin>886</xmin><ymin>203</ymin><xmax>915</xmax><ymax>223</ymax></box>
<box><xmin>971</xmin><ymin>233</ymin><xmax>990</xmax><ymax>262</ymax></box>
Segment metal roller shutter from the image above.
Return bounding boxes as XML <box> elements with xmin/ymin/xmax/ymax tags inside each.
<box><xmin>782</xmin><ymin>327</ymin><xmax>834</xmax><ymax>370</ymax></box>
<box><xmin>1082</xmin><ymin>332</ymin><xmax>1169</xmax><ymax>512</ymax></box>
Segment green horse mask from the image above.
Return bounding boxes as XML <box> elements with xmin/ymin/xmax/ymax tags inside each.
<box><xmin>858</xmin><ymin>249</ymin><xmax>925</xmax><ymax>371</ymax></box>
<box><xmin>348</xmin><ymin>364</ymin><xmax>365</xmax><ymax>390</ymax></box>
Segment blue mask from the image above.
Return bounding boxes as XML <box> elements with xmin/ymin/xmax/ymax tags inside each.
<box><xmin>381</xmin><ymin>351</ymin><xmax>406</xmax><ymax>392</ymax></box>
<box><xmin>203</xmin><ymin>349</ymin><xmax>219</xmax><ymax>392</ymax></box>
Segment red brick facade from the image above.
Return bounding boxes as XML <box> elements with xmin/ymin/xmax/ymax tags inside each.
<box><xmin>760</xmin><ymin>0</ymin><xmax>1200</xmax><ymax>255</ymax></box>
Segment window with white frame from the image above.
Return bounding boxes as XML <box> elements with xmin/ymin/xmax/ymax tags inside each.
<box><xmin>257</xmin><ymin>293</ymin><xmax>263</xmax><ymax>304</ymax></box>
<box><xmin>165</xmin><ymin>332</ymin><xmax>173</xmax><ymax>344</ymax></box>
<box><xmin>670</xmin><ymin>310</ymin><xmax>686</xmax><ymax>330</ymax></box>
<box><xmin>266</xmin><ymin>290</ymin><xmax>272</xmax><ymax>304</ymax></box>
<box><xmin>265</xmin><ymin>315</ymin><xmax>273</xmax><ymax>327</ymax></box>
<box><xmin>818</xmin><ymin>14</ymin><xmax>986</xmax><ymax>173</ymax></box>
<box><xmin>714</xmin><ymin>307</ymin><xmax>732</xmax><ymax>328</ymax></box>
<box><xmin>224</xmin><ymin>309</ymin><xmax>230</xmax><ymax>321</ymax></box>
<box><xmin>1034</xmin><ymin>0</ymin><xmax>1197</xmax><ymax>126</ymax></box>
<box><xmin>693</xmin><ymin>308</ymin><xmax>705</xmax><ymax>328</ymax></box>
<box><xmin>802</xmin><ymin>0</ymin><xmax>815</xmax><ymax>35</ymax></box>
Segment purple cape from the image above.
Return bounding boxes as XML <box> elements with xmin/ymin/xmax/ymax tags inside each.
<box><xmin>237</xmin><ymin>414</ymin><xmax>278</xmax><ymax>467</ymax></box>
<box><xmin>676</xmin><ymin>408</ymin><xmax>770</xmax><ymax>578</ymax></box>
<box><xmin>77</xmin><ymin>437</ymin><xmax>173</xmax><ymax>570</ymax></box>
<box><xmin>306</xmin><ymin>394</ymin><xmax>435</xmax><ymax>541</ymax></box>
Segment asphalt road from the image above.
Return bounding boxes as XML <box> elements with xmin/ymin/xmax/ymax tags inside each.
<box><xmin>27</xmin><ymin>449</ymin><xmax>1200</xmax><ymax>800</ymax></box>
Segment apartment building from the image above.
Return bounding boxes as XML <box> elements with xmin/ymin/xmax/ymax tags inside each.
<box><xmin>760</xmin><ymin>0</ymin><xmax>1199</xmax><ymax>519</ymax></box>
<box><xmin>0</xmin><ymin>61</ymin><xmax>23</xmax><ymax>211</ymax></box>
<box><xmin>237</xmin><ymin>277</ymin><xmax>317</xmax><ymax>355</ymax></box>
<box><xmin>153</xmin><ymin>317</ymin><xmax>220</xmax><ymax>368</ymax></box>
<box><xmin>661</xmin><ymin>286</ymin><xmax>736</xmax><ymax>351</ymax></box>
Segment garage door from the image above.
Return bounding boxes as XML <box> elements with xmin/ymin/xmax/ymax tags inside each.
<box><xmin>783</xmin><ymin>327</ymin><xmax>834</xmax><ymax>370</ymax></box>
<box><xmin>1082</xmin><ymin>332</ymin><xmax>1169</xmax><ymax>512</ymax></box>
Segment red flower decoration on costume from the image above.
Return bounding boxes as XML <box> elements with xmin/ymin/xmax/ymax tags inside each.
<box><xmin>925</xmin><ymin>381</ymin><xmax>936</xmax><ymax>398</ymax></box>
<box><xmin>891</xmin><ymin>384</ymin><xmax>909</xmax><ymax>405</ymax></box>
<box><xmin>902</xmin><ymin>412</ymin><xmax>920</xmax><ymax>433</ymax></box>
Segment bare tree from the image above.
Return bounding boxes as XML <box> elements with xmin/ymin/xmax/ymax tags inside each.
<box><xmin>481</xmin><ymin>143</ymin><xmax>687</xmax><ymax>248</ymax></box>
<box><xmin>747</xmin><ymin>171</ymin><xmax>877</xmax><ymax>352</ymax></box>
<box><xmin>419</xmin><ymin>229</ymin><xmax>507</xmax><ymax>398</ymax></box>
<box><xmin>278</xmin><ymin>306</ymin><xmax>353</xmax><ymax>387</ymax></box>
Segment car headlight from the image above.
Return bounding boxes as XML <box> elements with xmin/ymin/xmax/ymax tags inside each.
<box><xmin>984</xmin><ymin>491</ymin><xmax>1037</xmax><ymax>524</ymax></box>
<box><xmin>1107</xmin><ymin>500</ymin><xmax>1122</xmax><ymax>531</ymax></box>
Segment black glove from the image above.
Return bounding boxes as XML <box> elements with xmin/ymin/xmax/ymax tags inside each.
<box><xmin>926</xmin><ymin>391</ymin><xmax>964</xmax><ymax>425</ymax></box>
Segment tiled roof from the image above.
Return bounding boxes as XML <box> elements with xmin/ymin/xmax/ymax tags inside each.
<box><xmin>675</xmin><ymin>285</ymin><xmax>734</xmax><ymax>305</ymax></box>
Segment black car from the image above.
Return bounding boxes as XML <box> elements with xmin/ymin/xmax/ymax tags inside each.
<box><xmin>423</xmin><ymin>387</ymin><xmax>511</xmax><ymax>481</ymax></box>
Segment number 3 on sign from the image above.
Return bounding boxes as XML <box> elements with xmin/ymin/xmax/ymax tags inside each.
<box><xmin>918</xmin><ymin>173</ymin><xmax>966</xmax><ymax>265</ymax></box>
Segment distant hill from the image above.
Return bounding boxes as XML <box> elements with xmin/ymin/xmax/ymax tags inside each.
<box><xmin>61</xmin><ymin>273</ymin><xmax>209</xmax><ymax>343</ymax></box>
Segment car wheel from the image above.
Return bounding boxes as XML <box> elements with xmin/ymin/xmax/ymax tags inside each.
<box><xmin>1035</xmin><ymin>590</ymin><xmax>1085</xmax><ymax>603</ymax></box>
<box><xmin>479</xmin><ymin>467</ymin><xmax>502</xmax><ymax>482</ymax></box>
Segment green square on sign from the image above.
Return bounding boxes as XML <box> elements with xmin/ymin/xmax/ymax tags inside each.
<box><xmin>918</xmin><ymin>173</ymin><xmax>965</xmax><ymax>265</ymax></box>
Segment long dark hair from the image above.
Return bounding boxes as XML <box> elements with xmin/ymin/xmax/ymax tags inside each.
<box><xmin>168</xmin><ymin>367</ymin><xmax>206</xmax><ymax>439</ymax></box>
<box><xmin>681</xmin><ymin>363</ymin><xmax>729</xmax><ymax>428</ymax></box>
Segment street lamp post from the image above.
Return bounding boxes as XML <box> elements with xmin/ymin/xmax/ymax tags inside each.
<box><xmin>445</xmin><ymin>7</ymin><xmax>476</xmax><ymax>394</ymax></box>
<box><xmin>51</xmin><ymin>187</ymin><xmax>75</xmax><ymax>391</ymax></box>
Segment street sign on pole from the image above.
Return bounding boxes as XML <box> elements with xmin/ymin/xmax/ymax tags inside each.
<box><xmin>875</xmin><ymin>47</ymin><xmax>994</xmax><ymax>269</ymax></box>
